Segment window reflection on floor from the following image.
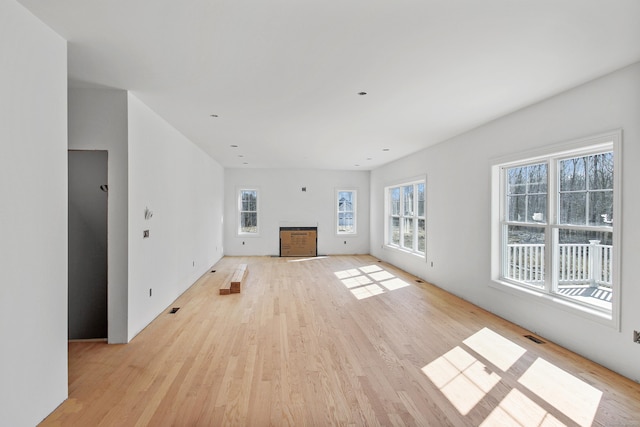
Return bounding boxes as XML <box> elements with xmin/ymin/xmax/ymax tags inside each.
<box><xmin>334</xmin><ymin>264</ymin><xmax>410</xmax><ymax>300</ymax></box>
<box><xmin>422</xmin><ymin>327</ymin><xmax>602</xmax><ymax>426</ymax></box>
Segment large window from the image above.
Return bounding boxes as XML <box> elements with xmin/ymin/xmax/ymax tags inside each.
<box><xmin>238</xmin><ymin>189</ymin><xmax>258</xmax><ymax>235</ymax></box>
<box><xmin>493</xmin><ymin>132</ymin><xmax>620</xmax><ymax>322</ymax></box>
<box><xmin>337</xmin><ymin>189</ymin><xmax>357</xmax><ymax>235</ymax></box>
<box><xmin>386</xmin><ymin>179</ymin><xmax>426</xmax><ymax>255</ymax></box>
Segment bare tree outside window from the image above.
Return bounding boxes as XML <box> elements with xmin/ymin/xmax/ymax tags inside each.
<box><xmin>239</xmin><ymin>189</ymin><xmax>258</xmax><ymax>234</ymax></box>
<box><xmin>337</xmin><ymin>190</ymin><xmax>356</xmax><ymax>234</ymax></box>
<box><xmin>386</xmin><ymin>180</ymin><xmax>425</xmax><ymax>255</ymax></box>
<box><xmin>559</xmin><ymin>153</ymin><xmax>613</xmax><ymax>227</ymax></box>
<box><xmin>500</xmin><ymin>143</ymin><xmax>616</xmax><ymax>315</ymax></box>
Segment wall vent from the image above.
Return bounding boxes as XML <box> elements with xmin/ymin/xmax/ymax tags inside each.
<box><xmin>524</xmin><ymin>334</ymin><xmax>545</xmax><ymax>344</ymax></box>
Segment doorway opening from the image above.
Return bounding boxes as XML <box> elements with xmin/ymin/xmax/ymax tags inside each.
<box><xmin>68</xmin><ymin>150</ymin><xmax>108</xmax><ymax>340</ymax></box>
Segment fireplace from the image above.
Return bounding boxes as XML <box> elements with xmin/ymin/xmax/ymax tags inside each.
<box><xmin>279</xmin><ymin>227</ymin><xmax>317</xmax><ymax>257</ymax></box>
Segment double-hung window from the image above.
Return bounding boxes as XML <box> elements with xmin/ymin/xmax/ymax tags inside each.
<box><xmin>493</xmin><ymin>131</ymin><xmax>620</xmax><ymax>323</ymax></box>
<box><xmin>386</xmin><ymin>179</ymin><xmax>426</xmax><ymax>255</ymax></box>
<box><xmin>238</xmin><ymin>189</ymin><xmax>258</xmax><ymax>235</ymax></box>
<box><xmin>337</xmin><ymin>189</ymin><xmax>357</xmax><ymax>235</ymax></box>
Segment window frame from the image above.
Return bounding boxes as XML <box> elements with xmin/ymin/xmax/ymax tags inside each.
<box><xmin>336</xmin><ymin>188</ymin><xmax>357</xmax><ymax>236</ymax></box>
<box><xmin>384</xmin><ymin>178</ymin><xmax>426</xmax><ymax>257</ymax></box>
<box><xmin>237</xmin><ymin>188</ymin><xmax>260</xmax><ymax>236</ymax></box>
<box><xmin>491</xmin><ymin>131</ymin><xmax>621</xmax><ymax>329</ymax></box>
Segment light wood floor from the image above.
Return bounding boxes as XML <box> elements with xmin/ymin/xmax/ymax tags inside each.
<box><xmin>41</xmin><ymin>255</ymin><xmax>640</xmax><ymax>426</ymax></box>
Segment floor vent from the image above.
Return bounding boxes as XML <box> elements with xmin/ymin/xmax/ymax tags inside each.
<box><xmin>169</xmin><ymin>307</ymin><xmax>180</xmax><ymax>314</ymax></box>
<box><xmin>415</xmin><ymin>279</ymin><xmax>423</xmax><ymax>283</ymax></box>
<box><xmin>211</xmin><ymin>270</ymin><xmax>216</xmax><ymax>273</ymax></box>
<box><xmin>524</xmin><ymin>334</ymin><xmax>545</xmax><ymax>344</ymax></box>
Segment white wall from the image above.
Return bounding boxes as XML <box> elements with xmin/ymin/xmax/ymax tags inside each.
<box><xmin>68</xmin><ymin>87</ymin><xmax>129</xmax><ymax>343</ymax></box>
<box><xmin>127</xmin><ymin>93</ymin><xmax>224</xmax><ymax>340</ymax></box>
<box><xmin>70</xmin><ymin>90</ymin><xmax>226</xmax><ymax>343</ymax></box>
<box><xmin>224</xmin><ymin>169</ymin><xmax>370</xmax><ymax>256</ymax></box>
<box><xmin>0</xmin><ymin>0</ymin><xmax>68</xmax><ymax>425</ymax></box>
<box><xmin>370</xmin><ymin>62</ymin><xmax>640</xmax><ymax>381</ymax></box>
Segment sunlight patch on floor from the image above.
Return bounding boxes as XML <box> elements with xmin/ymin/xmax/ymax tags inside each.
<box><xmin>379</xmin><ymin>277</ymin><xmax>410</xmax><ymax>291</ymax></box>
<box><xmin>481</xmin><ymin>389</ymin><xmax>565</xmax><ymax>427</ymax></box>
<box><xmin>359</xmin><ymin>265</ymin><xmax>383</xmax><ymax>274</ymax></box>
<box><xmin>350</xmin><ymin>283</ymin><xmax>386</xmax><ymax>300</ymax></box>
<box><xmin>286</xmin><ymin>256</ymin><xmax>329</xmax><ymax>263</ymax></box>
<box><xmin>334</xmin><ymin>268</ymin><xmax>362</xmax><ymax>279</ymax></box>
<box><xmin>368</xmin><ymin>270</ymin><xmax>395</xmax><ymax>282</ymax></box>
<box><xmin>518</xmin><ymin>358</ymin><xmax>602</xmax><ymax>427</ymax></box>
<box><xmin>341</xmin><ymin>275</ymin><xmax>373</xmax><ymax>289</ymax></box>
<box><xmin>334</xmin><ymin>265</ymin><xmax>411</xmax><ymax>299</ymax></box>
<box><xmin>463</xmin><ymin>327</ymin><xmax>526</xmax><ymax>371</ymax></box>
<box><xmin>422</xmin><ymin>346</ymin><xmax>501</xmax><ymax>415</ymax></box>
<box><xmin>422</xmin><ymin>327</ymin><xmax>602</xmax><ymax>425</ymax></box>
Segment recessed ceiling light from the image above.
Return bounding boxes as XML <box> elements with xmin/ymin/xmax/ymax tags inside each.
<box><xmin>366</xmin><ymin>157</ymin><xmax>372</xmax><ymax>160</ymax></box>
<box><xmin>243</xmin><ymin>162</ymin><xmax>248</xmax><ymax>165</ymax></box>
<box><xmin>382</xmin><ymin>148</ymin><xmax>390</xmax><ymax>151</ymax></box>
<box><xmin>358</xmin><ymin>92</ymin><xmax>367</xmax><ymax>96</ymax></box>
<box><xmin>238</xmin><ymin>155</ymin><xmax>244</xmax><ymax>157</ymax></box>
<box><xmin>354</xmin><ymin>164</ymin><xmax>360</xmax><ymax>167</ymax></box>
<box><xmin>230</xmin><ymin>144</ymin><xmax>238</xmax><ymax>148</ymax></box>
<box><xmin>210</xmin><ymin>114</ymin><xmax>219</xmax><ymax>118</ymax></box>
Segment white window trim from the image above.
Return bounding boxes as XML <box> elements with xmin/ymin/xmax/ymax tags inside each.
<box><xmin>335</xmin><ymin>188</ymin><xmax>357</xmax><ymax>236</ymax></box>
<box><xmin>384</xmin><ymin>177</ymin><xmax>426</xmax><ymax>257</ymax></box>
<box><xmin>490</xmin><ymin>130</ymin><xmax>621</xmax><ymax>330</ymax></box>
<box><xmin>237</xmin><ymin>187</ymin><xmax>260</xmax><ymax>237</ymax></box>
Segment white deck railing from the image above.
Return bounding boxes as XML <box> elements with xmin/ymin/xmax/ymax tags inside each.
<box><xmin>507</xmin><ymin>240</ymin><xmax>612</xmax><ymax>287</ymax></box>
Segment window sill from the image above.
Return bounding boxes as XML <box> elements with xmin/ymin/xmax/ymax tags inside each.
<box><xmin>337</xmin><ymin>233</ymin><xmax>358</xmax><ymax>237</ymax></box>
<box><xmin>237</xmin><ymin>233</ymin><xmax>260</xmax><ymax>238</ymax></box>
<box><xmin>489</xmin><ymin>279</ymin><xmax>617</xmax><ymax>329</ymax></box>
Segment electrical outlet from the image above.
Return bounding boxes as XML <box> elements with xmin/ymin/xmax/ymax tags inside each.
<box><xmin>633</xmin><ymin>330</ymin><xmax>640</xmax><ymax>344</ymax></box>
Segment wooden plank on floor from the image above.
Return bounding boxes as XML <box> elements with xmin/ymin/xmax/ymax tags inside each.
<box><xmin>219</xmin><ymin>280</ymin><xmax>232</xmax><ymax>295</ymax></box>
<box><xmin>230</xmin><ymin>263</ymin><xmax>247</xmax><ymax>294</ymax></box>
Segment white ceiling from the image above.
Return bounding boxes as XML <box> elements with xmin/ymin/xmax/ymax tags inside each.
<box><xmin>18</xmin><ymin>0</ymin><xmax>640</xmax><ymax>170</ymax></box>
